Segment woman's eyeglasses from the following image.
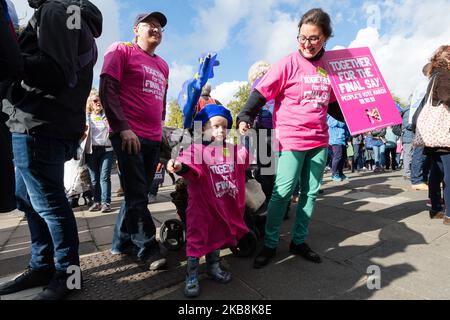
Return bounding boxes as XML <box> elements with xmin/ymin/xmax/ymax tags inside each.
<box><xmin>297</xmin><ymin>35</ymin><xmax>322</xmax><ymax>45</ymax></box>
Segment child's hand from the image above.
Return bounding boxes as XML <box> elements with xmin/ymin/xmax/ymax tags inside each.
<box><xmin>167</xmin><ymin>159</ymin><xmax>182</xmax><ymax>173</ymax></box>
<box><xmin>238</xmin><ymin>121</ymin><xmax>251</xmax><ymax>135</ymax></box>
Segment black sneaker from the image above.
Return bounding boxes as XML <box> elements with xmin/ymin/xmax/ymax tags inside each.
<box><xmin>289</xmin><ymin>242</ymin><xmax>322</xmax><ymax>263</ymax></box>
<box><xmin>33</xmin><ymin>270</ymin><xmax>81</xmax><ymax>300</ymax></box>
<box><xmin>429</xmin><ymin>210</ymin><xmax>445</xmax><ymax>219</ymax></box>
<box><xmin>253</xmin><ymin>246</ymin><xmax>276</xmax><ymax>269</ymax></box>
<box><xmin>140</xmin><ymin>243</ymin><xmax>168</xmax><ymax>271</ymax></box>
<box><xmin>142</xmin><ymin>252</ymin><xmax>167</xmax><ymax>271</ymax></box>
<box><xmin>0</xmin><ymin>267</ymin><xmax>55</xmax><ymax>295</ymax></box>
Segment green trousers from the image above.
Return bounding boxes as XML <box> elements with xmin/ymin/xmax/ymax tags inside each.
<box><xmin>264</xmin><ymin>148</ymin><xmax>327</xmax><ymax>248</ymax></box>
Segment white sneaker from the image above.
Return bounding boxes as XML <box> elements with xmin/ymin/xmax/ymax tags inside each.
<box><xmin>89</xmin><ymin>202</ymin><xmax>102</xmax><ymax>212</ymax></box>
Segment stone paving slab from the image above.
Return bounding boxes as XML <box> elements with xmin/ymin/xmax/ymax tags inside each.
<box><xmin>0</xmin><ymin>228</ymin><xmax>16</xmax><ymax>249</ymax></box>
<box><xmin>9</xmin><ymin>223</ymin><xmax>30</xmax><ymax>240</ymax></box>
<box><xmin>306</xmin><ymin>221</ymin><xmax>383</xmax><ymax>262</ymax></box>
<box><xmin>150</xmin><ymin>202</ymin><xmax>177</xmax><ymax>214</ymax></box>
<box><xmin>317</xmin><ymin>195</ymin><xmax>410</xmax><ymax>214</ymax></box>
<box><xmin>79</xmin><ymin>241</ymin><xmax>99</xmax><ymax>256</ymax></box>
<box><xmin>155</xmin><ymin>275</ymin><xmax>264</xmax><ymax>300</ymax></box>
<box><xmin>426</xmin><ymin>233</ymin><xmax>450</xmax><ymax>258</ymax></box>
<box><xmin>347</xmin><ymin>240</ymin><xmax>450</xmax><ymax>280</ymax></box>
<box><xmin>341</xmin><ymin>191</ymin><xmax>412</xmax><ymax>206</ymax></box>
<box><xmin>90</xmin><ymin>226</ymin><xmax>115</xmax><ymax>247</ymax></box>
<box><xmin>345</xmin><ymin>241</ymin><xmax>450</xmax><ymax>299</ymax></box>
<box><xmin>0</xmin><ymin>254</ymin><xmax>30</xmax><ymax>278</ymax></box>
<box><xmin>376</xmin><ymin>204</ymin><xmax>428</xmax><ymax>222</ymax></box>
<box><xmin>0</xmin><ymin>238</ymin><xmax>32</xmax><ymax>260</ymax></box>
<box><xmin>331</xmin><ymin>213</ymin><xmax>397</xmax><ymax>235</ymax></box>
<box><xmin>226</xmin><ymin>239</ymin><xmax>370</xmax><ymax>300</ymax></box>
<box><xmin>307</xmin><ymin>203</ymin><xmax>360</xmax><ymax>225</ymax></box>
<box><xmin>84</xmin><ymin>213</ymin><xmax>117</xmax><ymax>229</ymax></box>
<box><xmin>78</xmin><ymin>228</ymin><xmax>94</xmax><ymax>243</ymax></box>
<box><xmin>331</xmin><ymin>281</ymin><xmax>427</xmax><ymax>300</ymax></box>
<box><xmin>361</xmin><ymin>221</ymin><xmax>448</xmax><ymax>244</ymax></box>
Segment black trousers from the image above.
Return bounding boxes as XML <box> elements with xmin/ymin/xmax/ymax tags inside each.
<box><xmin>385</xmin><ymin>147</ymin><xmax>397</xmax><ymax>170</ymax></box>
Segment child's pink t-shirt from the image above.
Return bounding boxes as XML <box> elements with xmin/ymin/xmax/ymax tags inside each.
<box><xmin>255</xmin><ymin>51</ymin><xmax>336</xmax><ymax>152</ymax></box>
<box><xmin>101</xmin><ymin>42</ymin><xmax>169</xmax><ymax>141</ymax></box>
<box><xmin>177</xmin><ymin>143</ymin><xmax>250</xmax><ymax>258</ymax></box>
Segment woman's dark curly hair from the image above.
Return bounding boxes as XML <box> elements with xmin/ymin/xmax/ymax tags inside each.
<box><xmin>429</xmin><ymin>45</ymin><xmax>450</xmax><ymax>76</ymax></box>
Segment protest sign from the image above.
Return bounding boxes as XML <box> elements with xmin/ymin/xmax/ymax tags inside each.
<box><xmin>323</xmin><ymin>47</ymin><xmax>402</xmax><ymax>135</ymax></box>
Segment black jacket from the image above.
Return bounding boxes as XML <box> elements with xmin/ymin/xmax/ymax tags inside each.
<box><xmin>0</xmin><ymin>0</ymin><xmax>22</xmax><ymax>105</ymax></box>
<box><xmin>2</xmin><ymin>0</ymin><xmax>102</xmax><ymax>140</ymax></box>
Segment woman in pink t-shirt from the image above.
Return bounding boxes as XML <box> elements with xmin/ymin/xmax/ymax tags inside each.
<box><xmin>168</xmin><ymin>104</ymin><xmax>249</xmax><ymax>298</ymax></box>
<box><xmin>238</xmin><ymin>8</ymin><xmax>345</xmax><ymax>269</ymax></box>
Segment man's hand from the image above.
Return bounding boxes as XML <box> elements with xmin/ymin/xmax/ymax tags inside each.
<box><xmin>238</xmin><ymin>121</ymin><xmax>251</xmax><ymax>135</ymax></box>
<box><xmin>120</xmin><ymin>130</ymin><xmax>141</xmax><ymax>155</ymax></box>
<box><xmin>167</xmin><ymin>159</ymin><xmax>182</xmax><ymax>174</ymax></box>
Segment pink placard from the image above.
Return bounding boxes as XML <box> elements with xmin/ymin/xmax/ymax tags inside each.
<box><xmin>323</xmin><ymin>47</ymin><xmax>402</xmax><ymax>135</ymax></box>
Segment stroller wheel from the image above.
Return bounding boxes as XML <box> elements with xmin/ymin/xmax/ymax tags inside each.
<box><xmin>159</xmin><ymin>219</ymin><xmax>185</xmax><ymax>251</ymax></box>
<box><xmin>230</xmin><ymin>230</ymin><xmax>258</xmax><ymax>258</ymax></box>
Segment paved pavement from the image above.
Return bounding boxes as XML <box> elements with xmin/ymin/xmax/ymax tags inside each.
<box><xmin>1</xmin><ymin>169</ymin><xmax>449</xmax><ymax>300</ymax></box>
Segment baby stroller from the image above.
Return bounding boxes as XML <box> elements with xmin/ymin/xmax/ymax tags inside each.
<box><xmin>159</xmin><ymin>174</ymin><xmax>267</xmax><ymax>257</ymax></box>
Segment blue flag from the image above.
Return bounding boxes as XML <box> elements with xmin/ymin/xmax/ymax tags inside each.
<box><xmin>178</xmin><ymin>53</ymin><xmax>220</xmax><ymax>129</ymax></box>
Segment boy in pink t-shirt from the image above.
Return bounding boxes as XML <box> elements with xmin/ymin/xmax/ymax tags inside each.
<box><xmin>167</xmin><ymin>104</ymin><xmax>249</xmax><ymax>298</ymax></box>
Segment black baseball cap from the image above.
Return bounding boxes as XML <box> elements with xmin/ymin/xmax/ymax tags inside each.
<box><xmin>134</xmin><ymin>12</ymin><xmax>167</xmax><ymax>27</ymax></box>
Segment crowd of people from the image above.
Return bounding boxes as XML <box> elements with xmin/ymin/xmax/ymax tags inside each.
<box><xmin>0</xmin><ymin>0</ymin><xmax>448</xmax><ymax>300</ymax></box>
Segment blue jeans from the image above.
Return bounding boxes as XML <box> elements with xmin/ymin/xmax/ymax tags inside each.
<box><xmin>86</xmin><ymin>147</ymin><xmax>113</xmax><ymax>204</ymax></box>
<box><xmin>411</xmin><ymin>146</ymin><xmax>430</xmax><ymax>185</ymax></box>
<box><xmin>110</xmin><ymin>134</ymin><xmax>161</xmax><ymax>259</ymax></box>
<box><xmin>372</xmin><ymin>144</ymin><xmax>386</xmax><ymax>168</ymax></box>
<box><xmin>13</xmin><ymin>133</ymin><xmax>79</xmax><ymax>271</ymax></box>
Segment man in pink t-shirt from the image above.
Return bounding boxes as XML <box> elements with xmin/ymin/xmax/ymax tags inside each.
<box><xmin>99</xmin><ymin>12</ymin><xmax>169</xmax><ymax>271</ymax></box>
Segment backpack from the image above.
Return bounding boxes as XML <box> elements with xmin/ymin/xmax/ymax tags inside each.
<box><xmin>28</xmin><ymin>1</ymin><xmax>98</xmax><ymax>89</ymax></box>
<box><xmin>2</xmin><ymin>0</ymin><xmax>98</xmax><ymax>132</ymax></box>
<box><xmin>392</xmin><ymin>124</ymin><xmax>402</xmax><ymax>136</ymax></box>
<box><xmin>196</xmin><ymin>96</ymin><xmax>217</xmax><ymax>113</ymax></box>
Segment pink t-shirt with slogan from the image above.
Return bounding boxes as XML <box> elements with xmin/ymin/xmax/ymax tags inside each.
<box><xmin>101</xmin><ymin>42</ymin><xmax>169</xmax><ymax>141</ymax></box>
<box><xmin>177</xmin><ymin>143</ymin><xmax>249</xmax><ymax>258</ymax></box>
<box><xmin>256</xmin><ymin>51</ymin><xmax>336</xmax><ymax>152</ymax></box>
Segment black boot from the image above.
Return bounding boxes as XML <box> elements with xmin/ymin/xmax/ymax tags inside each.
<box><xmin>33</xmin><ymin>270</ymin><xmax>82</xmax><ymax>300</ymax></box>
<box><xmin>289</xmin><ymin>242</ymin><xmax>322</xmax><ymax>263</ymax></box>
<box><xmin>68</xmin><ymin>195</ymin><xmax>80</xmax><ymax>208</ymax></box>
<box><xmin>0</xmin><ymin>267</ymin><xmax>55</xmax><ymax>295</ymax></box>
<box><xmin>253</xmin><ymin>246</ymin><xmax>276</xmax><ymax>269</ymax></box>
<box><xmin>206</xmin><ymin>250</ymin><xmax>231</xmax><ymax>283</ymax></box>
<box><xmin>82</xmin><ymin>190</ymin><xmax>94</xmax><ymax>207</ymax></box>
